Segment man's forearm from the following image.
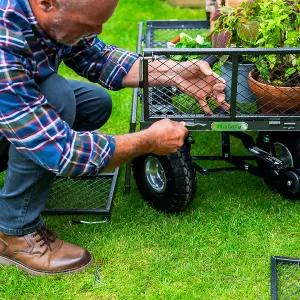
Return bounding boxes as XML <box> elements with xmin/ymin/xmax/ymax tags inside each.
<box><xmin>103</xmin><ymin>119</ymin><xmax>188</xmax><ymax>172</ymax></box>
<box><xmin>122</xmin><ymin>59</ymin><xmax>179</xmax><ymax>88</ymax></box>
<box><xmin>103</xmin><ymin>130</ymin><xmax>152</xmax><ymax>171</ymax></box>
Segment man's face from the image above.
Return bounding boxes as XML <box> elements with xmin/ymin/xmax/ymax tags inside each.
<box><xmin>48</xmin><ymin>0</ymin><xmax>119</xmax><ymax>45</ymax></box>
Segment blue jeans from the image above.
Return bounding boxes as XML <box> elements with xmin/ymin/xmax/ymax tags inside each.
<box><xmin>0</xmin><ymin>73</ymin><xmax>112</xmax><ymax>235</ymax></box>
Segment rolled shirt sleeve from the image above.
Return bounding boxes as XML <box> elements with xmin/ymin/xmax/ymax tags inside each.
<box><xmin>62</xmin><ymin>35</ymin><xmax>139</xmax><ymax>91</ymax></box>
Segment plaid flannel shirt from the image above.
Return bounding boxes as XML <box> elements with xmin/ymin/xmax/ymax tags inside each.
<box><xmin>0</xmin><ymin>0</ymin><xmax>138</xmax><ymax>176</ymax></box>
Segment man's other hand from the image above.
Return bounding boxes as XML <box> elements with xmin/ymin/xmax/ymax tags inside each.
<box><xmin>174</xmin><ymin>60</ymin><xmax>230</xmax><ymax>115</ymax></box>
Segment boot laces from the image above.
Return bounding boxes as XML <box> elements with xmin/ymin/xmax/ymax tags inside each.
<box><xmin>33</xmin><ymin>226</ymin><xmax>56</xmax><ymax>251</ymax></box>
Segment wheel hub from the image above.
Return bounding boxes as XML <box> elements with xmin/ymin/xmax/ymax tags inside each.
<box><xmin>145</xmin><ymin>157</ymin><xmax>166</xmax><ymax>193</ymax></box>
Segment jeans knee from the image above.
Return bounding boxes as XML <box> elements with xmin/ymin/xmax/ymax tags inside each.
<box><xmin>73</xmin><ymin>87</ymin><xmax>112</xmax><ymax>131</ymax></box>
<box><xmin>38</xmin><ymin>74</ymin><xmax>76</xmax><ymax>127</ymax></box>
<box><xmin>87</xmin><ymin>95</ymin><xmax>112</xmax><ymax>130</ymax></box>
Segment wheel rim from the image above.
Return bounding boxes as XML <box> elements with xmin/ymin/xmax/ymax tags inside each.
<box><xmin>274</xmin><ymin>142</ymin><xmax>294</xmax><ymax>168</ymax></box>
<box><xmin>145</xmin><ymin>156</ymin><xmax>167</xmax><ymax>193</ymax></box>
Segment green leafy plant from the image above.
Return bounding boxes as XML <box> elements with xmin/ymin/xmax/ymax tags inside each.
<box><xmin>168</xmin><ymin>32</ymin><xmax>211</xmax><ymax>61</ymax></box>
<box><xmin>253</xmin><ymin>0</ymin><xmax>300</xmax><ymax>86</ymax></box>
<box><xmin>208</xmin><ymin>0</ymin><xmax>261</xmax><ymax>49</ymax></box>
<box><xmin>209</xmin><ymin>0</ymin><xmax>300</xmax><ymax>86</ymax></box>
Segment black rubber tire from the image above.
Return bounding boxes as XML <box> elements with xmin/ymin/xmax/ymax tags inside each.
<box><xmin>257</xmin><ymin>131</ymin><xmax>300</xmax><ymax>199</ymax></box>
<box><xmin>132</xmin><ymin>146</ymin><xmax>197</xmax><ymax>213</ymax></box>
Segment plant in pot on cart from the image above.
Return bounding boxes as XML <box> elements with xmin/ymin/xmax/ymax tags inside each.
<box><xmin>247</xmin><ymin>0</ymin><xmax>300</xmax><ymax>115</ymax></box>
<box><xmin>208</xmin><ymin>0</ymin><xmax>261</xmax><ymax>109</ymax></box>
<box><xmin>209</xmin><ymin>0</ymin><xmax>300</xmax><ymax>113</ymax></box>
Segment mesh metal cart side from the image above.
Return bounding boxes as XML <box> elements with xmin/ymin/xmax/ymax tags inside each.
<box><xmin>44</xmin><ymin>170</ymin><xmax>119</xmax><ymax>219</ymax></box>
<box><xmin>126</xmin><ymin>20</ymin><xmax>300</xmax><ymax>213</ymax></box>
<box><xmin>271</xmin><ymin>256</ymin><xmax>300</xmax><ymax>300</ymax></box>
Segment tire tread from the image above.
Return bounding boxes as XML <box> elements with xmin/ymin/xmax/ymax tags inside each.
<box><xmin>133</xmin><ymin>146</ymin><xmax>197</xmax><ymax>213</ymax></box>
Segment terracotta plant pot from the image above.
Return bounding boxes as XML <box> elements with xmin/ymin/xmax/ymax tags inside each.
<box><xmin>248</xmin><ymin>70</ymin><xmax>300</xmax><ymax>115</ymax></box>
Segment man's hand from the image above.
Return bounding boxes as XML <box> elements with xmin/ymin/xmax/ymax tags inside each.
<box><xmin>122</xmin><ymin>58</ymin><xmax>229</xmax><ymax>114</ymax></box>
<box><xmin>104</xmin><ymin>119</ymin><xmax>188</xmax><ymax>171</ymax></box>
<box><xmin>145</xmin><ymin>119</ymin><xmax>188</xmax><ymax>155</ymax></box>
<box><xmin>173</xmin><ymin>60</ymin><xmax>230</xmax><ymax>115</ymax></box>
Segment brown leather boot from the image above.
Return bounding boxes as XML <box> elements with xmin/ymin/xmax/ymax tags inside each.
<box><xmin>0</xmin><ymin>226</ymin><xmax>93</xmax><ymax>275</ymax></box>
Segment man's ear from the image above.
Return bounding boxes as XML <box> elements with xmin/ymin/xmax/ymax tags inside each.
<box><xmin>36</xmin><ymin>0</ymin><xmax>58</xmax><ymax>12</ymax></box>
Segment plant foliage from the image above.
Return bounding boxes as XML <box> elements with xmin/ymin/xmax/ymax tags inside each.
<box><xmin>209</xmin><ymin>0</ymin><xmax>300</xmax><ymax>86</ymax></box>
<box><xmin>168</xmin><ymin>33</ymin><xmax>211</xmax><ymax>61</ymax></box>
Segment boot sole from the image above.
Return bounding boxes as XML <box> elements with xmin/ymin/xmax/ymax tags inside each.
<box><xmin>0</xmin><ymin>254</ymin><xmax>94</xmax><ymax>276</ymax></box>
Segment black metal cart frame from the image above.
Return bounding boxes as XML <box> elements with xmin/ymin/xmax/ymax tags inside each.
<box><xmin>140</xmin><ymin>21</ymin><xmax>300</xmax><ymax>129</ymax></box>
<box><xmin>141</xmin><ymin>46</ymin><xmax>300</xmax><ymax>130</ymax></box>
<box><xmin>123</xmin><ymin>20</ymin><xmax>300</xmax><ymax>296</ymax></box>
<box><xmin>125</xmin><ymin>20</ymin><xmax>300</xmax><ymax>200</ymax></box>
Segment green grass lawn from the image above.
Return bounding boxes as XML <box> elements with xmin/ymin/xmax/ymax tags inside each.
<box><xmin>1</xmin><ymin>1</ymin><xmax>299</xmax><ymax>299</ymax></box>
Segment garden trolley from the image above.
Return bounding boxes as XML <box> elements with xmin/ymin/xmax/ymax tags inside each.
<box><xmin>125</xmin><ymin>20</ymin><xmax>300</xmax><ymax>213</ymax></box>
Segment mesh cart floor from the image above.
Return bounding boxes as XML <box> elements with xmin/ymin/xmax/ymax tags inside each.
<box><xmin>271</xmin><ymin>256</ymin><xmax>300</xmax><ymax>300</ymax></box>
<box><xmin>43</xmin><ymin>169</ymin><xmax>119</xmax><ymax>217</ymax></box>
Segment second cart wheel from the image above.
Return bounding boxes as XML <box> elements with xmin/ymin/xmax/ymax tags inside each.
<box><xmin>257</xmin><ymin>131</ymin><xmax>300</xmax><ymax>199</ymax></box>
<box><xmin>132</xmin><ymin>146</ymin><xmax>197</xmax><ymax>213</ymax></box>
